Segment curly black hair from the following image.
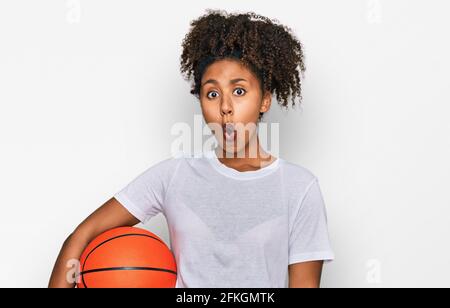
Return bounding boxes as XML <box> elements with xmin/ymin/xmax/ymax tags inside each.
<box><xmin>180</xmin><ymin>9</ymin><xmax>306</xmax><ymax>121</ymax></box>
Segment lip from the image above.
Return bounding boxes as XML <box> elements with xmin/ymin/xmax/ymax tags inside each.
<box><xmin>222</xmin><ymin>122</ymin><xmax>235</xmax><ymax>132</ymax></box>
<box><xmin>222</xmin><ymin>122</ymin><xmax>237</xmax><ymax>142</ymax></box>
<box><xmin>223</xmin><ymin>131</ymin><xmax>237</xmax><ymax>142</ymax></box>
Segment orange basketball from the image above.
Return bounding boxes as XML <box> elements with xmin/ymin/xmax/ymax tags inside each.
<box><xmin>77</xmin><ymin>227</ymin><xmax>177</xmax><ymax>288</ymax></box>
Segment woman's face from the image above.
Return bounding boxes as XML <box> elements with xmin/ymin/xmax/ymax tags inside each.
<box><xmin>200</xmin><ymin>58</ymin><xmax>272</xmax><ymax>157</ymax></box>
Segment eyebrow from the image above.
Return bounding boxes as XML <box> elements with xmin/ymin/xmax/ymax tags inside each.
<box><xmin>201</xmin><ymin>78</ymin><xmax>248</xmax><ymax>87</ymax></box>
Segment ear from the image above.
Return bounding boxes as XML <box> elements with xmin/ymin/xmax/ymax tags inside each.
<box><xmin>260</xmin><ymin>90</ymin><xmax>272</xmax><ymax>113</ymax></box>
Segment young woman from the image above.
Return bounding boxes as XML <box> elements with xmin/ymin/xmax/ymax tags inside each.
<box><xmin>49</xmin><ymin>9</ymin><xmax>334</xmax><ymax>288</ymax></box>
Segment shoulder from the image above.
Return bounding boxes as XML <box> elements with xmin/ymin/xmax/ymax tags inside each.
<box><xmin>280</xmin><ymin>159</ymin><xmax>318</xmax><ymax>185</ymax></box>
<box><xmin>171</xmin><ymin>150</ymin><xmax>213</xmax><ymax>166</ymax></box>
<box><xmin>172</xmin><ymin>150</ymin><xmax>210</xmax><ymax>159</ymax></box>
<box><xmin>280</xmin><ymin>160</ymin><xmax>326</xmax><ymax>214</ymax></box>
<box><xmin>137</xmin><ymin>153</ymin><xmax>184</xmax><ymax>180</ymax></box>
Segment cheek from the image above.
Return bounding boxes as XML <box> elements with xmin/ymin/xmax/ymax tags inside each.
<box><xmin>200</xmin><ymin>100</ymin><xmax>218</xmax><ymax>119</ymax></box>
<box><xmin>200</xmin><ymin>100</ymin><xmax>222</xmax><ymax>133</ymax></box>
<box><xmin>235</xmin><ymin>96</ymin><xmax>261</xmax><ymax>119</ymax></box>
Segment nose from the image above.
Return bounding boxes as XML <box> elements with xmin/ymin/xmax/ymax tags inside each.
<box><xmin>220</xmin><ymin>96</ymin><xmax>233</xmax><ymax>117</ymax></box>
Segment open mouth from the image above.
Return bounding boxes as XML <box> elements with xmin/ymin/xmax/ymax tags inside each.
<box><xmin>223</xmin><ymin>123</ymin><xmax>237</xmax><ymax>142</ymax></box>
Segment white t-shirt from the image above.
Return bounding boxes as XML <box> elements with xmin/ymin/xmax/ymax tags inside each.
<box><xmin>113</xmin><ymin>149</ymin><xmax>334</xmax><ymax>288</ymax></box>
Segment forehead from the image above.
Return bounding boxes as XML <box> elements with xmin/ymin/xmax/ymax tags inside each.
<box><xmin>201</xmin><ymin>59</ymin><xmax>257</xmax><ymax>83</ymax></box>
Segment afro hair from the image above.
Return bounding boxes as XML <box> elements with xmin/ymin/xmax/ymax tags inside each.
<box><xmin>180</xmin><ymin>9</ymin><xmax>306</xmax><ymax>121</ymax></box>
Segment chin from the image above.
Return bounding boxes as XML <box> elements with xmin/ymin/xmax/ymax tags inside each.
<box><xmin>217</xmin><ymin>141</ymin><xmax>248</xmax><ymax>157</ymax></box>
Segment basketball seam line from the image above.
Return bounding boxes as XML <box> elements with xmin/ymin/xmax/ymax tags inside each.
<box><xmin>79</xmin><ymin>266</ymin><xmax>177</xmax><ymax>276</ymax></box>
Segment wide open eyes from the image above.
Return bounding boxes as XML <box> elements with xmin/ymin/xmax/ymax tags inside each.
<box><xmin>206</xmin><ymin>88</ymin><xmax>247</xmax><ymax>100</ymax></box>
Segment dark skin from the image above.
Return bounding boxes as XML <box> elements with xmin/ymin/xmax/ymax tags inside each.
<box><xmin>48</xmin><ymin>198</ymin><xmax>139</xmax><ymax>288</ymax></box>
<box><xmin>48</xmin><ymin>57</ymin><xmax>322</xmax><ymax>288</ymax></box>
<box><xmin>200</xmin><ymin>58</ymin><xmax>324</xmax><ymax>288</ymax></box>
<box><xmin>200</xmin><ymin>58</ymin><xmax>275</xmax><ymax>171</ymax></box>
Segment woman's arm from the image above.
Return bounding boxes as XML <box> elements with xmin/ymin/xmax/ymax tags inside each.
<box><xmin>288</xmin><ymin>260</ymin><xmax>324</xmax><ymax>288</ymax></box>
<box><xmin>48</xmin><ymin>197</ymin><xmax>140</xmax><ymax>288</ymax></box>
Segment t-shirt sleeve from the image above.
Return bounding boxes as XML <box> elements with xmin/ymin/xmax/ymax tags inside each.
<box><xmin>289</xmin><ymin>177</ymin><xmax>335</xmax><ymax>265</ymax></box>
<box><xmin>113</xmin><ymin>157</ymin><xmax>180</xmax><ymax>224</ymax></box>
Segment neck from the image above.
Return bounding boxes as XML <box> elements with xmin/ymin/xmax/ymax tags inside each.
<box><xmin>215</xmin><ymin>135</ymin><xmax>274</xmax><ymax>171</ymax></box>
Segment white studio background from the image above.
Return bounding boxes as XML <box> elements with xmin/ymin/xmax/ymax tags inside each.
<box><xmin>0</xmin><ymin>0</ymin><xmax>449</xmax><ymax>288</ymax></box>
